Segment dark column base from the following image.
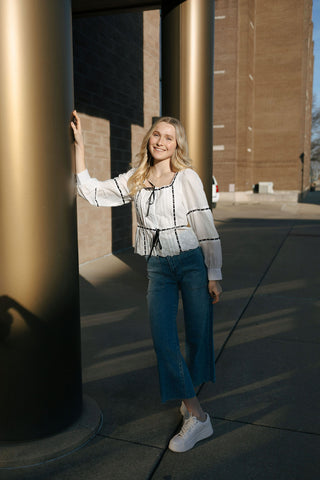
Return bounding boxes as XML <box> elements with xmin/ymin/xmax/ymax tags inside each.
<box><xmin>0</xmin><ymin>395</ymin><xmax>102</xmax><ymax>469</ymax></box>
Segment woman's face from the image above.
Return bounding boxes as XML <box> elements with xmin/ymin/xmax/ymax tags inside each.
<box><xmin>148</xmin><ymin>122</ymin><xmax>177</xmax><ymax>163</ymax></box>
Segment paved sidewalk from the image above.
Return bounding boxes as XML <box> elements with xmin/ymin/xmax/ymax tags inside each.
<box><xmin>2</xmin><ymin>193</ymin><xmax>320</xmax><ymax>480</ymax></box>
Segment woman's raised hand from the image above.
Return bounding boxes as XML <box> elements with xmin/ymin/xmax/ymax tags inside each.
<box><xmin>71</xmin><ymin>110</ymin><xmax>84</xmax><ymax>150</ymax></box>
<box><xmin>71</xmin><ymin>110</ymin><xmax>86</xmax><ymax>173</ymax></box>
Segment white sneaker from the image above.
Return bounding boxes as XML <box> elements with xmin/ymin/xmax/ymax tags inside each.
<box><xmin>168</xmin><ymin>413</ymin><xmax>213</xmax><ymax>453</ymax></box>
<box><xmin>180</xmin><ymin>402</ymin><xmax>191</xmax><ymax>420</ymax></box>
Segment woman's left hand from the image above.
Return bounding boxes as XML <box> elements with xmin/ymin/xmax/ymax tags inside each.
<box><xmin>208</xmin><ymin>280</ymin><xmax>222</xmax><ymax>304</ymax></box>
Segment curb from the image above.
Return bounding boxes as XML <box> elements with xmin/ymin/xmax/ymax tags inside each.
<box><xmin>0</xmin><ymin>395</ymin><xmax>102</xmax><ymax>469</ymax></box>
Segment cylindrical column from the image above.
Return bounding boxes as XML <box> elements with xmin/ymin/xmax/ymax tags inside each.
<box><xmin>0</xmin><ymin>0</ymin><xmax>82</xmax><ymax>441</ymax></box>
<box><xmin>162</xmin><ymin>0</ymin><xmax>215</xmax><ymax>202</ymax></box>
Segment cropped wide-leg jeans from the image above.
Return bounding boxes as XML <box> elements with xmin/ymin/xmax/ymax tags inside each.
<box><xmin>147</xmin><ymin>247</ymin><xmax>215</xmax><ymax>403</ymax></box>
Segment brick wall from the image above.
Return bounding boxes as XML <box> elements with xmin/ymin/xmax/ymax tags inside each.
<box><xmin>213</xmin><ymin>0</ymin><xmax>238</xmax><ymax>191</ymax></box>
<box><xmin>213</xmin><ymin>0</ymin><xmax>313</xmax><ymax>193</ymax></box>
<box><xmin>131</xmin><ymin>10</ymin><xmax>161</xmax><ymax>244</ymax></box>
<box><xmin>73</xmin><ymin>10</ymin><xmax>160</xmax><ymax>263</ymax></box>
<box><xmin>76</xmin><ymin>114</ymin><xmax>111</xmax><ymax>264</ymax></box>
<box><xmin>253</xmin><ymin>0</ymin><xmax>312</xmax><ymax>191</ymax></box>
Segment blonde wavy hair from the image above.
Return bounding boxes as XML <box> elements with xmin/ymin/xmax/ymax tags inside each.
<box><xmin>128</xmin><ymin>116</ymin><xmax>192</xmax><ymax>195</ymax></box>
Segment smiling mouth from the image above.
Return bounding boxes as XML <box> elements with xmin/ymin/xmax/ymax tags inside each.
<box><xmin>153</xmin><ymin>147</ymin><xmax>165</xmax><ymax>152</ymax></box>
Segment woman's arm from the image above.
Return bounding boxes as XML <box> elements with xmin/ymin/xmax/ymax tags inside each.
<box><xmin>71</xmin><ymin>110</ymin><xmax>86</xmax><ymax>174</ymax></box>
<box><xmin>182</xmin><ymin>169</ymin><xmax>222</xmax><ymax>278</ymax></box>
<box><xmin>181</xmin><ymin>169</ymin><xmax>223</xmax><ymax>302</ymax></box>
<box><xmin>71</xmin><ymin>110</ymin><xmax>134</xmax><ymax>207</ymax></box>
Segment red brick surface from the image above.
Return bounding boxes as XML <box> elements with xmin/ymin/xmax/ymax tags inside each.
<box><xmin>213</xmin><ymin>0</ymin><xmax>313</xmax><ymax>193</ymax></box>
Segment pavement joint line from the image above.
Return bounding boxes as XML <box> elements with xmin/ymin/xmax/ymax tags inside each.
<box><xmin>289</xmin><ymin>233</ymin><xmax>320</xmax><ymax>237</ymax></box>
<box><xmin>148</xmin><ymin>449</ymin><xmax>168</xmax><ymax>480</ymax></box>
<box><xmin>147</xmin><ymin>407</ymin><xmax>193</xmax><ymax>479</ymax></box>
<box><xmin>214</xmin><ymin>416</ymin><xmax>320</xmax><ymax>437</ymax></box>
<box><xmin>266</xmin><ymin>337</ymin><xmax>320</xmax><ymax>346</ymax></box>
<box><xmin>96</xmin><ymin>431</ymin><xmax>163</xmax><ymax>451</ymax></box>
<box><xmin>257</xmin><ymin>293</ymin><xmax>319</xmax><ymax>301</ymax></box>
<box><xmin>215</xmin><ymin>223</ymin><xmax>295</xmax><ymax>364</ymax></box>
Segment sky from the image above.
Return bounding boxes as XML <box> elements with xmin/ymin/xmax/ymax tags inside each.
<box><xmin>313</xmin><ymin>1</ymin><xmax>320</xmax><ymax>106</ymax></box>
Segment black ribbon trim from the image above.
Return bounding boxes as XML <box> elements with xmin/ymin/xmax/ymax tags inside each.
<box><xmin>147</xmin><ymin>229</ymin><xmax>162</xmax><ymax>262</ymax></box>
<box><xmin>146</xmin><ymin>182</ymin><xmax>156</xmax><ymax>216</ymax></box>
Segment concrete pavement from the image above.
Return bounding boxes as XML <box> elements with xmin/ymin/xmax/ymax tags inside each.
<box><xmin>1</xmin><ymin>191</ymin><xmax>320</xmax><ymax>479</ymax></box>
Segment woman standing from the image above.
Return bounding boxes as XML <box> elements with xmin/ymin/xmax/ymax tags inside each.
<box><xmin>71</xmin><ymin>111</ymin><xmax>222</xmax><ymax>453</ymax></box>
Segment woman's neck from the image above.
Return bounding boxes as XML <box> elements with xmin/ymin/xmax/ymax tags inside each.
<box><xmin>149</xmin><ymin>159</ymin><xmax>172</xmax><ymax>178</ymax></box>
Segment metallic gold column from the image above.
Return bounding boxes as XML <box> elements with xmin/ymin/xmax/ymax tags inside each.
<box><xmin>162</xmin><ymin>0</ymin><xmax>215</xmax><ymax>202</ymax></box>
<box><xmin>0</xmin><ymin>0</ymin><xmax>82</xmax><ymax>440</ymax></box>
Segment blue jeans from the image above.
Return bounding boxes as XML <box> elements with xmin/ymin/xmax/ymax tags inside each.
<box><xmin>147</xmin><ymin>247</ymin><xmax>215</xmax><ymax>403</ymax></box>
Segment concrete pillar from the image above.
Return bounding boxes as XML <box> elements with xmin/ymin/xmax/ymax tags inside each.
<box><xmin>162</xmin><ymin>0</ymin><xmax>215</xmax><ymax>202</ymax></box>
<box><xmin>0</xmin><ymin>0</ymin><xmax>82</xmax><ymax>441</ymax></box>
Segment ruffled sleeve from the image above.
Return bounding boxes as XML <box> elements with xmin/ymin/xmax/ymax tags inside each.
<box><xmin>76</xmin><ymin>168</ymin><xmax>134</xmax><ymax>207</ymax></box>
<box><xmin>181</xmin><ymin>168</ymin><xmax>222</xmax><ymax>280</ymax></box>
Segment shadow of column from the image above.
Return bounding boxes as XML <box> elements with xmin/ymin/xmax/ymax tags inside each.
<box><xmin>72</xmin><ymin>12</ymin><xmax>144</xmax><ymax>252</ymax></box>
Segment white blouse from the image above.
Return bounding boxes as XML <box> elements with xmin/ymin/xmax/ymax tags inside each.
<box><xmin>77</xmin><ymin>168</ymin><xmax>222</xmax><ymax>280</ymax></box>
